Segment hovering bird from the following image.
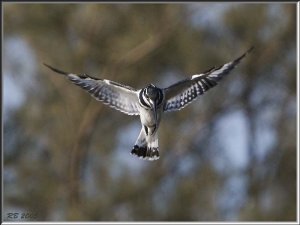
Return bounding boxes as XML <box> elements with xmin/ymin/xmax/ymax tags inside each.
<box><xmin>44</xmin><ymin>47</ymin><xmax>253</xmax><ymax>161</ymax></box>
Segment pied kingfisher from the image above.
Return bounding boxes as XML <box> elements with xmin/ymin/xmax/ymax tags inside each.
<box><xmin>44</xmin><ymin>47</ymin><xmax>253</xmax><ymax>161</ymax></box>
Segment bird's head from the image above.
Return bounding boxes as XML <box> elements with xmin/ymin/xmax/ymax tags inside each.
<box><xmin>145</xmin><ymin>84</ymin><xmax>159</xmax><ymax>101</ymax></box>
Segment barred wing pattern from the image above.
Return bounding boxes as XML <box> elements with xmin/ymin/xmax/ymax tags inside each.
<box><xmin>163</xmin><ymin>47</ymin><xmax>253</xmax><ymax>112</ymax></box>
<box><xmin>44</xmin><ymin>64</ymin><xmax>140</xmax><ymax>115</ymax></box>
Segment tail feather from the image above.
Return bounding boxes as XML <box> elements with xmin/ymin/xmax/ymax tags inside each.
<box><xmin>131</xmin><ymin>145</ymin><xmax>159</xmax><ymax>160</ymax></box>
<box><xmin>131</xmin><ymin>128</ymin><xmax>159</xmax><ymax>161</ymax></box>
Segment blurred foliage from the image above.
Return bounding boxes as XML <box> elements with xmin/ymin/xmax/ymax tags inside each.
<box><xmin>3</xmin><ymin>3</ymin><xmax>297</xmax><ymax>222</ymax></box>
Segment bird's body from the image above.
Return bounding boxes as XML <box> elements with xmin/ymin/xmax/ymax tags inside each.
<box><xmin>44</xmin><ymin>47</ymin><xmax>253</xmax><ymax>161</ymax></box>
<box><xmin>133</xmin><ymin>84</ymin><xmax>165</xmax><ymax>160</ymax></box>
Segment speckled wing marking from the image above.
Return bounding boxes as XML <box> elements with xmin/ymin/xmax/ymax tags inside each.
<box><xmin>163</xmin><ymin>47</ymin><xmax>254</xmax><ymax>112</ymax></box>
<box><xmin>44</xmin><ymin>64</ymin><xmax>140</xmax><ymax>115</ymax></box>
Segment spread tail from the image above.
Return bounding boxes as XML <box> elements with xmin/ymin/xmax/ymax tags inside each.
<box><xmin>131</xmin><ymin>128</ymin><xmax>159</xmax><ymax>161</ymax></box>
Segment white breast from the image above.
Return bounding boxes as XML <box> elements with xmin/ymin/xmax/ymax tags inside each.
<box><xmin>139</xmin><ymin>105</ymin><xmax>163</xmax><ymax>127</ymax></box>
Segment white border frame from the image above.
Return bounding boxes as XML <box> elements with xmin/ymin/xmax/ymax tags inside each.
<box><xmin>2</xmin><ymin>1</ymin><xmax>299</xmax><ymax>225</ymax></box>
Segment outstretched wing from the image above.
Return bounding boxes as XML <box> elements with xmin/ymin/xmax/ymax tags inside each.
<box><xmin>44</xmin><ymin>64</ymin><xmax>140</xmax><ymax>115</ymax></box>
<box><xmin>163</xmin><ymin>47</ymin><xmax>254</xmax><ymax>112</ymax></box>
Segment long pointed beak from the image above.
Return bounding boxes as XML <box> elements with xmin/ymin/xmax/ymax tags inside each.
<box><xmin>150</xmin><ymin>100</ymin><xmax>158</xmax><ymax>125</ymax></box>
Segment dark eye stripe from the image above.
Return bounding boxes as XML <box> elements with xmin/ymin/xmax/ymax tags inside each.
<box><xmin>157</xmin><ymin>89</ymin><xmax>164</xmax><ymax>106</ymax></box>
<box><xmin>139</xmin><ymin>88</ymin><xmax>151</xmax><ymax>108</ymax></box>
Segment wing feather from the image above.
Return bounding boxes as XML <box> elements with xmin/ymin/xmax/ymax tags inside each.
<box><xmin>44</xmin><ymin>64</ymin><xmax>140</xmax><ymax>115</ymax></box>
<box><xmin>163</xmin><ymin>47</ymin><xmax>254</xmax><ymax>112</ymax></box>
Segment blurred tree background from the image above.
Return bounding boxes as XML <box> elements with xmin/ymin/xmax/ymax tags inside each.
<box><xmin>3</xmin><ymin>3</ymin><xmax>297</xmax><ymax>222</ymax></box>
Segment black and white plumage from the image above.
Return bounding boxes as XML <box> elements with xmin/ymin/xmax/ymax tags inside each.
<box><xmin>44</xmin><ymin>47</ymin><xmax>253</xmax><ymax>161</ymax></box>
